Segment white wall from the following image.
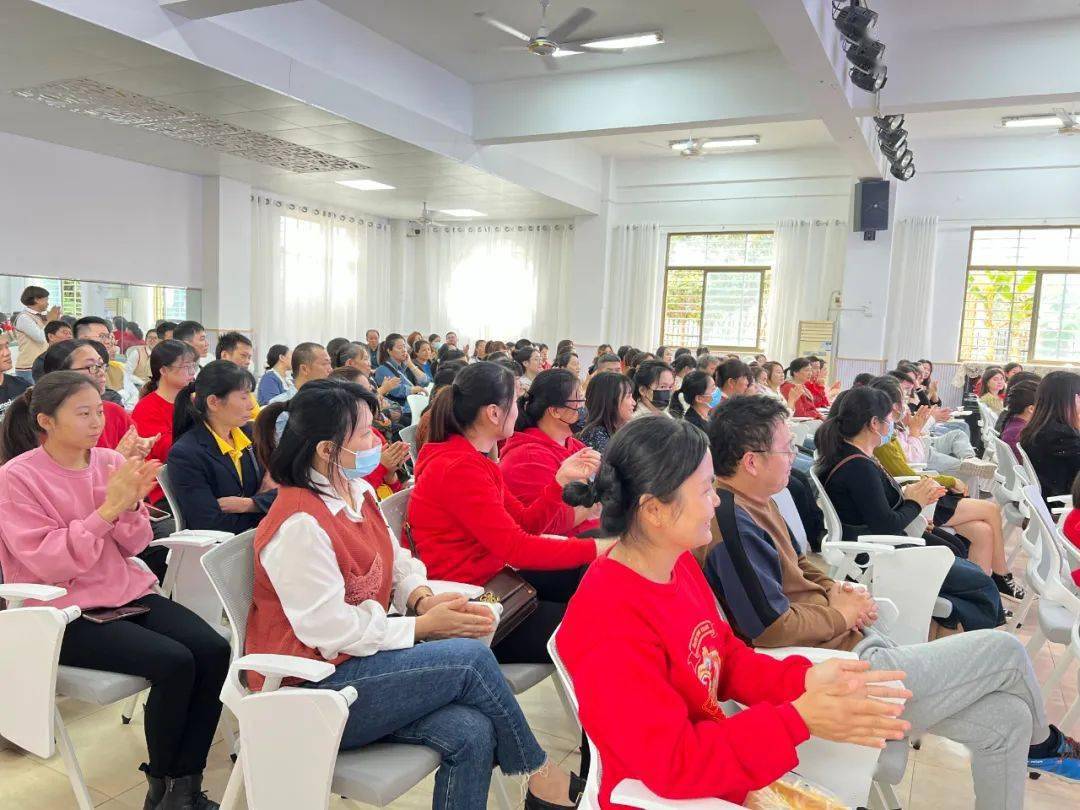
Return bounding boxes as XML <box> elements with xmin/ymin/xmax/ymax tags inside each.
<box><xmin>0</xmin><ymin>132</ymin><xmax>203</xmax><ymax>290</ymax></box>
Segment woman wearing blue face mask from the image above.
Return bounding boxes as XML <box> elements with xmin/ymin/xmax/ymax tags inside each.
<box><xmin>814</xmin><ymin>387</ymin><xmax>1006</xmax><ymax>632</ymax></box>
<box><xmin>249</xmin><ymin>378</ymin><xmax>582</xmax><ymax>810</ymax></box>
<box><xmin>500</xmin><ymin>369</ymin><xmax>600</xmax><ymax>538</ymax></box>
<box><xmin>669</xmin><ymin>370</ymin><xmax>717</xmax><ymax>431</ymax></box>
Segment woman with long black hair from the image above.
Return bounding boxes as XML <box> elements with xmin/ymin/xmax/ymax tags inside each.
<box><xmin>1020</xmin><ymin>370</ymin><xmax>1080</xmax><ymax>499</ymax></box>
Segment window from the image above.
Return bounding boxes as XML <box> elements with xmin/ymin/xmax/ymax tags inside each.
<box><xmin>660</xmin><ymin>232</ymin><xmax>774</xmax><ymax>351</ymax></box>
<box><xmin>960</xmin><ymin>227</ymin><xmax>1080</xmax><ymax>363</ymax></box>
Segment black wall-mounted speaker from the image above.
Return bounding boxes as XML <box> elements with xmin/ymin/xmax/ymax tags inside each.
<box><xmin>853</xmin><ymin>179</ymin><xmax>890</xmax><ymax>240</ymax></box>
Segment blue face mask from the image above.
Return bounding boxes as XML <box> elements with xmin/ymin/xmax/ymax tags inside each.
<box><xmin>338</xmin><ymin>444</ymin><xmax>383</xmax><ymax>479</ymax></box>
<box><xmin>878</xmin><ymin>418</ymin><xmax>895</xmax><ymax>446</ymax></box>
<box><xmin>708</xmin><ymin>388</ymin><xmax>722</xmax><ymax>409</ymax></box>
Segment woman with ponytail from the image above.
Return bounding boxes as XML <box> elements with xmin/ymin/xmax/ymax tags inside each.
<box><xmin>165</xmin><ymin>360</ymin><xmax>276</xmax><ymax>533</ymax></box>
<box><xmin>407</xmin><ymin>361</ymin><xmax>611</xmax><ymax>664</ymax></box>
<box><xmin>0</xmin><ymin>372</ymin><xmax>229</xmax><ymax>810</ymax></box>
<box><xmin>500</xmin><ymin>369</ymin><xmax>600</xmax><ymax>537</ymax></box>
<box><xmin>669</xmin><ymin>370</ymin><xmax>717</xmax><ymax>430</ymax></box>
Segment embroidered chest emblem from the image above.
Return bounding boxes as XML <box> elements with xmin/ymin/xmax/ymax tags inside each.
<box><xmin>687</xmin><ymin>620</ymin><xmax>724</xmax><ymax>719</ymax></box>
<box><xmin>343</xmin><ymin>555</ymin><xmax>384</xmax><ymax>605</ymax></box>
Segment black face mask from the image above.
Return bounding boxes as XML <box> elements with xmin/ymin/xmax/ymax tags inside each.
<box><xmin>650</xmin><ymin>389</ymin><xmax>672</xmax><ymax>408</ymax></box>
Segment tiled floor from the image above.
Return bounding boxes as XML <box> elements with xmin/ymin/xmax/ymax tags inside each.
<box><xmin>3</xmin><ymin>598</ymin><xmax>1079</xmax><ymax>807</ymax></box>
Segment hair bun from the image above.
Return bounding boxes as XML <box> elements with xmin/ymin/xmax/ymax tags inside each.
<box><xmin>562</xmin><ymin>479</ymin><xmax>598</xmax><ymax>508</ymax></box>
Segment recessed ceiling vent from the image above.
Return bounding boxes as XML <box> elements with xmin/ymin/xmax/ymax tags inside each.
<box><xmin>10</xmin><ymin>77</ymin><xmax>368</xmax><ymax>173</ymax></box>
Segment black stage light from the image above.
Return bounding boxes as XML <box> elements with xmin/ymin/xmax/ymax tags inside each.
<box><xmin>878</xmin><ymin>127</ymin><xmax>908</xmax><ymax>152</ymax></box>
<box><xmin>891</xmin><ymin>161</ymin><xmax>915</xmax><ymax>181</ymax></box>
<box><xmin>850</xmin><ymin>63</ymin><xmax>887</xmax><ymax>92</ymax></box>
<box><xmin>874</xmin><ymin>114</ymin><xmax>905</xmax><ymax>132</ymax></box>
<box><xmin>846</xmin><ymin>39</ymin><xmax>885</xmax><ymax>73</ymax></box>
<box><xmin>835</xmin><ymin>4</ymin><xmax>878</xmax><ymax>44</ymax></box>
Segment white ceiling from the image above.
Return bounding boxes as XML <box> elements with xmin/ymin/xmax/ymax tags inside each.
<box><xmin>0</xmin><ymin>0</ymin><xmax>588</xmax><ymax>220</ymax></box>
<box><xmin>872</xmin><ymin>0</ymin><xmax>1080</xmax><ymax>34</ymax></box>
<box><xmin>318</xmin><ymin>0</ymin><xmax>775</xmax><ymax>82</ymax></box>
<box><xmin>578</xmin><ymin>119</ymin><xmax>836</xmax><ymax>160</ymax></box>
<box><xmin>906</xmin><ymin>102</ymin><xmax>1080</xmax><ymax>143</ymax></box>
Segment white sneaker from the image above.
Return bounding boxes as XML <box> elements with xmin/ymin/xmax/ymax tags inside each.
<box><xmin>957</xmin><ymin>458</ymin><xmax>997</xmax><ymax>481</ymax></box>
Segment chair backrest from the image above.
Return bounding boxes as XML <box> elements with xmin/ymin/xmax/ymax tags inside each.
<box><xmin>807</xmin><ymin>469</ymin><xmax>842</xmax><ymax>546</ymax></box>
<box><xmin>771</xmin><ymin>487</ymin><xmax>808</xmax><ymax>555</ymax></box>
<box><xmin>546</xmin><ymin>630</ymin><xmax>602</xmax><ymax>810</ymax></box>
<box><xmin>1016</xmin><ymin>444</ymin><xmax>1042</xmax><ymax>497</ymax></box>
<box><xmin>977</xmin><ymin>401</ymin><xmax>998</xmax><ymax>433</ymax></box>
<box><xmin>989</xmin><ymin>433</ymin><xmax>1021</xmax><ymax>494</ymax></box>
<box><xmin>200</xmin><ymin>529</ymin><xmax>258</xmax><ymax>663</ymax></box>
<box><xmin>399</xmin><ymin>423</ymin><xmax>419</xmax><ymax>464</ymax></box>
<box><xmin>378</xmin><ymin>487</ymin><xmax>413</xmax><ymax>552</ymax></box>
<box><xmin>406</xmin><ymin>393</ymin><xmax>429</xmax><ymax>421</ymax></box>
<box><xmin>1021</xmin><ymin>485</ymin><xmax>1080</xmax><ymax>613</ymax></box>
<box><xmin>871</xmin><ymin>545</ymin><xmax>953</xmax><ymax>646</ymax></box>
<box><xmin>157</xmin><ymin>465</ymin><xmax>186</xmax><ymax>532</ymax></box>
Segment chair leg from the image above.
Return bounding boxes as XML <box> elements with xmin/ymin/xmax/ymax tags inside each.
<box><xmin>54</xmin><ymin>706</ymin><xmax>95</xmax><ymax>810</ymax></box>
<box><xmin>219</xmin><ymin>752</ymin><xmax>245</xmax><ymax>810</ymax></box>
<box><xmin>873</xmin><ymin>781</ymin><xmax>902</xmax><ymax>810</ymax></box>
<box><xmin>219</xmin><ymin>707</ymin><xmax>240</xmax><ymax>760</ymax></box>
<box><xmin>490</xmin><ymin>770</ymin><xmax>517</xmax><ymax>810</ymax></box>
<box><xmin>120</xmin><ymin>692</ymin><xmax>142</xmax><ymax>725</ymax></box>
<box><xmin>1040</xmin><ymin>651</ymin><xmax>1075</xmax><ymax>700</ymax></box>
<box><xmin>1060</xmin><ymin>694</ymin><xmax>1080</xmax><ymax>734</ymax></box>
<box><xmin>1012</xmin><ymin>590</ymin><xmax>1036</xmax><ymax>632</ymax></box>
<box><xmin>550</xmin><ymin>673</ymin><xmax>579</xmax><ymax>731</ymax></box>
<box><xmin>1025</xmin><ymin>627</ymin><xmax>1047</xmax><ymax>657</ymax></box>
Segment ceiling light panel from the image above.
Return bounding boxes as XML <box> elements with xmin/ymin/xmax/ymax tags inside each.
<box><xmin>700</xmin><ymin>136</ymin><xmax>760</xmax><ymax>149</ymax></box>
<box><xmin>337</xmin><ymin>179</ymin><xmax>395</xmax><ymax>190</ymax></box>
<box><xmin>1001</xmin><ymin>114</ymin><xmax>1065</xmax><ymax>128</ymax></box>
<box><xmin>438</xmin><ymin>209</ymin><xmax>487</xmax><ymax>217</ymax></box>
<box><xmin>10</xmin><ymin>77</ymin><xmax>368</xmax><ymax>173</ymax></box>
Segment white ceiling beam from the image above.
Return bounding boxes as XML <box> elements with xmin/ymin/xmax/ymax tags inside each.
<box><xmin>876</xmin><ymin>17</ymin><xmax>1080</xmax><ymax>115</ymax></box>
<box><xmin>472</xmin><ymin>52</ymin><xmax>813</xmax><ymax>145</ymax></box>
<box><xmin>159</xmin><ymin>0</ymin><xmax>300</xmax><ymax>20</ymax></box>
<box><xmin>749</xmin><ymin>0</ymin><xmax>883</xmax><ymax>178</ymax></box>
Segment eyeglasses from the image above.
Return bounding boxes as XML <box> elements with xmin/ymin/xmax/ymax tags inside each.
<box><xmin>752</xmin><ymin>441</ymin><xmax>798</xmax><ymax>459</ymax></box>
<box><xmin>74</xmin><ymin>362</ymin><xmax>107</xmax><ymax>374</ymax></box>
<box><xmin>169</xmin><ymin>363</ymin><xmax>198</xmax><ymax>374</ymax></box>
<box><xmin>564</xmin><ymin>399</ymin><xmax>586</xmax><ymax>407</ymax></box>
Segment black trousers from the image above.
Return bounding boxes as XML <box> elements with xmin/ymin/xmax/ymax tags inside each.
<box><xmin>58</xmin><ymin>594</ymin><xmax>230</xmax><ymax>778</ymax></box>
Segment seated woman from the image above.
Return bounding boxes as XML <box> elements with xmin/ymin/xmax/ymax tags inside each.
<box><xmin>1020</xmin><ymin>370</ymin><xmax>1080</xmax><ymax>499</ymax></box>
<box><xmin>553</xmin><ymin>350</ymin><xmax>581</xmax><ymax>379</ymax></box>
<box><xmin>629</xmin><ymin>360</ymin><xmax>675</xmax><ymax>420</ymax></box>
<box><xmin>514</xmin><ymin>346</ymin><xmax>543</xmax><ymax>391</ymax></box>
<box><xmin>668</xmin><ymin>370</ymin><xmax>717</xmax><ymax>432</ymax></box>
<box><xmin>132</xmin><ymin>339</ymin><xmax>199</xmax><ymax>508</ymax></box>
<box><xmin>329</xmin><ymin>367</ymin><xmax>410</xmax><ymax>498</ymax></box>
<box><xmin>995</xmin><ymin>379</ymin><xmax>1038</xmax><ymax>460</ymax></box>
<box><xmin>586</xmin><ymin>344</ymin><xmax>613</xmax><ymax>376</ymax></box>
<box><xmin>500</xmin><ymin>369</ymin><xmax>600</xmax><ymax>537</ymax></box>
<box><xmin>167</xmin><ymin>360</ymin><xmax>277</xmax><ymax>533</ymax></box>
<box><xmin>816</xmin><ymin>387</ymin><xmax>1005</xmax><ymax>631</ymax></box>
<box><xmin>868</xmin><ymin>377</ymin><xmax>1024</xmax><ymax>601</ymax></box>
<box><xmin>557</xmin><ymin>417</ymin><xmax>913</xmax><ymax>808</ymax></box>
<box><xmin>407</xmin><ymin>361</ymin><xmax>610</xmax><ymax>665</ymax></box>
<box><xmin>409</xmin><ymin>339</ymin><xmax>435</xmax><ymax>382</ymax></box>
<box><xmin>780</xmin><ymin>358</ymin><xmax>822</xmax><ymax>420</ymax></box>
<box><xmin>373</xmin><ymin>333</ymin><xmax>429</xmax><ymax>427</ymax></box>
<box><xmin>978</xmin><ymin>367</ymin><xmax>1007</xmax><ymax>415</ymax></box>
<box><xmin>577</xmin><ymin>371</ymin><xmax>634</xmax><ymax>454</ymax></box>
<box><xmin>256</xmin><ymin>344</ymin><xmax>293</xmax><ymax>405</ymax></box>
<box><xmin>0</xmin><ymin>372</ymin><xmax>229</xmax><ymax>810</ymax></box>
<box><xmin>249</xmin><ymin>378</ymin><xmax>580</xmax><ymax>810</ymax></box>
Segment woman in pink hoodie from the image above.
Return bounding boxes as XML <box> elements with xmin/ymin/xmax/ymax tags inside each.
<box><xmin>500</xmin><ymin>369</ymin><xmax>602</xmax><ymax>537</ymax></box>
<box><xmin>0</xmin><ymin>372</ymin><xmax>229</xmax><ymax>810</ymax></box>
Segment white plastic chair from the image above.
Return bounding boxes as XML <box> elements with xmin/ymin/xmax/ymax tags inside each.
<box><xmin>406</xmin><ymin>393</ymin><xmax>429</xmax><ymax>422</ymax></box>
<box><xmin>988</xmin><ymin>433</ymin><xmax>1029</xmax><ymax>567</ymax></box>
<box><xmin>200</xmin><ymin>531</ymin><xmax>442</xmax><ymax>810</ymax></box>
<box><xmin>1017</xmin><ymin>444</ymin><xmax>1072</xmax><ymax>526</ymax></box>
<box><xmin>398</xmin><ymin>423</ymin><xmax>419</xmax><ymax>465</ymax></box>
<box><xmin>1019</xmin><ymin>485</ymin><xmax>1080</xmax><ymax>703</ymax></box>
<box><xmin>157</xmin><ymin>464</ymin><xmax>186</xmax><ymax>532</ymax></box>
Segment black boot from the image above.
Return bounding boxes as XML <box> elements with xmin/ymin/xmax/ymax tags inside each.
<box><xmin>139</xmin><ymin>764</ymin><xmax>167</xmax><ymax>810</ymax></box>
<box><xmin>160</xmin><ymin>773</ymin><xmax>219</xmax><ymax>810</ymax></box>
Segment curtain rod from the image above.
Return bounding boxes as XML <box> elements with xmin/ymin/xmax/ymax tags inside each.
<box><xmin>251</xmin><ymin>193</ymin><xmax>387</xmax><ymax>228</ymax></box>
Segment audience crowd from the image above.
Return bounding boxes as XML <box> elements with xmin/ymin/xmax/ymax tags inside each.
<box><xmin>2</xmin><ymin>283</ymin><xmax>1079</xmax><ymax>810</ymax></box>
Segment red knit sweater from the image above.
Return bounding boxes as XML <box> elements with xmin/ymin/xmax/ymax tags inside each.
<box><xmin>780</xmin><ymin>382</ymin><xmax>821</xmax><ymax>420</ymax></box>
<box><xmin>557</xmin><ymin>551</ymin><xmax>812</xmax><ymax>808</ymax></box>
<box><xmin>499</xmin><ymin>427</ymin><xmax>600</xmax><ymax>536</ymax></box>
<box><xmin>131</xmin><ymin>391</ymin><xmax>174</xmax><ymax>504</ymax></box>
<box><xmin>407</xmin><ymin>433</ymin><xmax>597</xmax><ymax>584</ymax></box>
<box><xmin>98</xmin><ymin>402</ymin><xmax>134</xmax><ymax>452</ymax></box>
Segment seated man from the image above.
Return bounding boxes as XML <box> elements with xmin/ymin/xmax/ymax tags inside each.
<box><xmin>696</xmin><ymin>395</ymin><xmax>1080</xmax><ymax>794</ymax></box>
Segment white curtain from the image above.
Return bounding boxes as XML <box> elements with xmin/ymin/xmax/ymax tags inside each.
<box><xmin>604</xmin><ymin>223</ymin><xmax>663</xmax><ymax>349</ymax></box>
<box><xmin>765</xmin><ymin>219</ymin><xmax>847</xmax><ymax>362</ymax></box>
<box><xmin>251</xmin><ymin>195</ymin><xmax>390</xmax><ymax>362</ymax></box>
<box><xmin>883</xmin><ymin>215</ymin><xmax>939</xmax><ymax>366</ymax></box>
<box><xmin>411</xmin><ymin>223</ymin><xmax>574</xmax><ymax>344</ymax></box>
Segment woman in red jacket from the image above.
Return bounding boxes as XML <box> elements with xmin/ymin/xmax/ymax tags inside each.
<box><xmin>408</xmin><ymin>361</ymin><xmax>610</xmax><ymax>666</ymax></box>
<box><xmin>500</xmin><ymin>369</ymin><xmax>600</xmax><ymax>537</ymax></box>
<box><xmin>557</xmin><ymin>417</ymin><xmax>912</xmax><ymax>808</ymax></box>
<box><xmin>779</xmin><ymin>357</ymin><xmax>822</xmax><ymax>420</ymax></box>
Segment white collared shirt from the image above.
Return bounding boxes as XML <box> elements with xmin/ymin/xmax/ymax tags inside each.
<box><xmin>259</xmin><ymin>471</ymin><xmax>429</xmax><ymax>659</ymax></box>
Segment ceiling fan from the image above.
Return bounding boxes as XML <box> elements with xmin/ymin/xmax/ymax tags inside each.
<box><xmin>476</xmin><ymin>0</ymin><xmax>659</xmax><ymax>70</ymax></box>
<box><xmin>1054</xmin><ymin>108</ymin><xmax>1080</xmax><ymax>135</ymax></box>
<box><xmin>408</xmin><ymin>201</ymin><xmax>449</xmax><ymax>231</ymax></box>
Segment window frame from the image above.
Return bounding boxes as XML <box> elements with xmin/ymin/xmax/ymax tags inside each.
<box><xmin>960</xmin><ymin>225</ymin><xmax>1080</xmax><ymax>365</ymax></box>
<box><xmin>659</xmin><ymin>231</ymin><xmax>772</xmax><ymax>353</ymax></box>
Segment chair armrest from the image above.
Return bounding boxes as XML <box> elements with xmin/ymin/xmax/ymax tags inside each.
<box><xmin>756</xmin><ymin>646</ymin><xmax>859</xmax><ymax>664</ymax></box>
<box><xmin>152</xmin><ymin>530</ymin><xmax>233</xmax><ymax>549</ymax></box>
<box><xmin>231</xmin><ymin>654</ymin><xmax>335</xmax><ymax>693</ymax></box>
<box><xmin>0</xmin><ymin>583</ymin><xmax>67</xmax><ymax>606</ymax></box>
<box><xmin>1047</xmin><ymin>495</ymin><xmax>1070</xmax><ymax>504</ymax></box>
<box><xmin>611</xmin><ymin>780</ymin><xmax>741</xmax><ymax>809</ymax></box>
<box><xmin>894</xmin><ymin>476</ymin><xmax>921</xmax><ymax>484</ymax></box>
<box><xmin>858</xmin><ymin>534</ymin><xmax>925</xmax><ymax>546</ymax></box>
<box><xmin>822</xmin><ymin>541</ymin><xmax>896</xmax><ymax>557</ymax></box>
<box><xmin>909</xmin><ymin>463</ymin><xmax>927</xmax><ymax>471</ymax></box>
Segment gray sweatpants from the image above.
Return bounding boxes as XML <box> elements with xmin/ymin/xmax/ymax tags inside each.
<box><xmin>854</xmin><ymin>629</ymin><xmax>1047</xmax><ymax>810</ymax></box>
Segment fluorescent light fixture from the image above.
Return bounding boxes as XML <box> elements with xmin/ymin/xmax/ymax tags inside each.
<box><xmin>337</xmin><ymin>179</ymin><xmax>395</xmax><ymax>191</ymax></box>
<box><xmin>438</xmin><ymin>208</ymin><xmax>487</xmax><ymax>217</ymax></box>
<box><xmin>1001</xmin><ymin>114</ymin><xmax>1064</xmax><ymax>128</ymax></box>
<box><xmin>700</xmin><ymin>136</ymin><xmax>760</xmax><ymax>149</ymax></box>
<box><xmin>669</xmin><ymin>139</ymin><xmax>695</xmax><ymax>151</ymax></box>
<box><xmin>579</xmin><ymin>31</ymin><xmax>663</xmax><ymax>50</ymax></box>
<box><xmin>552</xmin><ymin>48</ymin><xmax>581</xmax><ymax>57</ymax></box>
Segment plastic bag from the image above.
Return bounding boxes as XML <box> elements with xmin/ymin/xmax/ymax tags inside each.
<box><xmin>745</xmin><ymin>776</ymin><xmax>848</xmax><ymax>810</ymax></box>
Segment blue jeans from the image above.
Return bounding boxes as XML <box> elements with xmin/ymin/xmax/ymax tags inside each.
<box><xmin>13</xmin><ymin>368</ymin><xmax>34</xmax><ymax>383</ymax></box>
<box><xmin>305</xmin><ymin>638</ymin><xmax>546</xmax><ymax>809</ymax></box>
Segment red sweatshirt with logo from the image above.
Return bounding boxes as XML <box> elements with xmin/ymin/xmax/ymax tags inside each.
<box><xmin>408</xmin><ymin>433</ymin><xmax>598</xmax><ymax>584</ymax></box>
<box><xmin>557</xmin><ymin>551</ymin><xmax>812</xmax><ymax>808</ymax></box>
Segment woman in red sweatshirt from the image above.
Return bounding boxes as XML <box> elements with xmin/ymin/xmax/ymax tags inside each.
<box><xmin>500</xmin><ymin>368</ymin><xmax>600</xmax><ymax>537</ymax></box>
<box><xmin>408</xmin><ymin>361</ymin><xmax>610</xmax><ymax>665</ymax></box>
<box><xmin>557</xmin><ymin>417</ymin><xmax>911</xmax><ymax>809</ymax></box>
